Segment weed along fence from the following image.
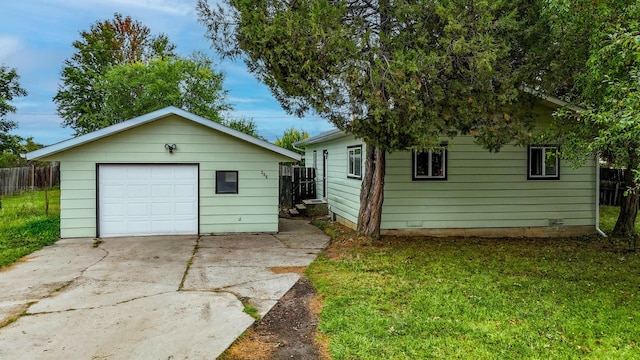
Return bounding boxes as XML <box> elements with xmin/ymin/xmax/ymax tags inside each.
<box><xmin>0</xmin><ymin>164</ymin><xmax>60</xmax><ymax>196</ymax></box>
<box><xmin>279</xmin><ymin>165</ymin><xmax>316</xmax><ymax>209</ymax></box>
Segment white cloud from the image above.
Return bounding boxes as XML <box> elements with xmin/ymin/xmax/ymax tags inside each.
<box><xmin>0</xmin><ymin>35</ymin><xmax>25</xmax><ymax>63</ymax></box>
<box><xmin>228</xmin><ymin>97</ymin><xmax>266</xmax><ymax>104</ymax></box>
<box><xmin>56</xmin><ymin>0</ymin><xmax>194</xmax><ymax>16</ymax></box>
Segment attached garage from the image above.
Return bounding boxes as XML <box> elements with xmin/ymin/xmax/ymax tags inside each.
<box><xmin>98</xmin><ymin>164</ymin><xmax>199</xmax><ymax>237</ymax></box>
<box><xmin>26</xmin><ymin>107</ymin><xmax>300</xmax><ymax>238</ymax></box>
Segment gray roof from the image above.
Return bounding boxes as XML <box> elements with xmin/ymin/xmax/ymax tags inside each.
<box><xmin>26</xmin><ymin>106</ymin><xmax>301</xmax><ymax>161</ymax></box>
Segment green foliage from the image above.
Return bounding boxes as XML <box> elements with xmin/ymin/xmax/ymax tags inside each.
<box><xmin>198</xmin><ymin>0</ymin><xmax>540</xmax><ymax>153</ymax></box>
<box><xmin>274</xmin><ymin>127</ymin><xmax>309</xmax><ymax>154</ymax></box>
<box><xmin>0</xmin><ymin>137</ymin><xmax>43</xmax><ymax>168</ymax></box>
<box><xmin>0</xmin><ymin>65</ymin><xmax>27</xmax><ymax>132</ymax></box>
<box><xmin>1</xmin><ymin>65</ymin><xmax>28</xmax><ymax>156</ymax></box>
<box><xmin>537</xmin><ymin>2</ymin><xmax>640</xmax><ymax>235</ymax></box>
<box><xmin>97</xmin><ymin>53</ymin><xmax>231</xmax><ymax>126</ymax></box>
<box><xmin>54</xmin><ymin>13</ymin><xmax>176</xmax><ymax>135</ymax></box>
<box><xmin>0</xmin><ymin>189</ymin><xmax>60</xmax><ymax>268</ymax></box>
<box><xmin>308</xmin><ymin>229</ymin><xmax>640</xmax><ymax>359</ymax></box>
<box><xmin>224</xmin><ymin>117</ymin><xmax>263</xmax><ymax>139</ymax></box>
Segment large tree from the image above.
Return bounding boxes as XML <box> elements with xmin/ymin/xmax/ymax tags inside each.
<box><xmin>1</xmin><ymin>65</ymin><xmax>27</xmax><ymax>156</ymax></box>
<box><xmin>54</xmin><ymin>13</ymin><xmax>176</xmax><ymax>135</ymax></box>
<box><xmin>534</xmin><ymin>1</ymin><xmax>640</xmax><ymax>237</ymax></box>
<box><xmin>275</xmin><ymin>127</ymin><xmax>309</xmax><ymax>155</ymax></box>
<box><xmin>198</xmin><ymin>0</ymin><xmax>541</xmax><ymax>238</ymax></box>
<box><xmin>94</xmin><ymin>52</ymin><xmax>231</xmax><ymax>130</ymax></box>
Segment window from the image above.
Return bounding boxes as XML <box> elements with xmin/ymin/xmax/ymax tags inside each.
<box><xmin>413</xmin><ymin>146</ymin><xmax>447</xmax><ymax>180</ymax></box>
<box><xmin>528</xmin><ymin>145</ymin><xmax>559</xmax><ymax>180</ymax></box>
<box><xmin>347</xmin><ymin>145</ymin><xmax>362</xmax><ymax>179</ymax></box>
<box><xmin>216</xmin><ymin>171</ymin><xmax>238</xmax><ymax>194</ymax></box>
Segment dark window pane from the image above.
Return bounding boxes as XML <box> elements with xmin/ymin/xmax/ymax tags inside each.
<box><xmin>530</xmin><ymin>148</ymin><xmax>543</xmax><ymax>176</ymax></box>
<box><xmin>545</xmin><ymin>149</ymin><xmax>557</xmax><ymax>176</ymax></box>
<box><xmin>416</xmin><ymin>151</ymin><xmax>429</xmax><ymax>176</ymax></box>
<box><xmin>216</xmin><ymin>171</ymin><xmax>238</xmax><ymax>194</ymax></box>
<box><xmin>431</xmin><ymin>151</ymin><xmax>444</xmax><ymax>177</ymax></box>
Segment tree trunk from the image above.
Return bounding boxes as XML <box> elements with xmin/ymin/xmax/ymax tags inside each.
<box><xmin>357</xmin><ymin>146</ymin><xmax>386</xmax><ymax>239</ymax></box>
<box><xmin>613</xmin><ymin>161</ymin><xmax>639</xmax><ymax>239</ymax></box>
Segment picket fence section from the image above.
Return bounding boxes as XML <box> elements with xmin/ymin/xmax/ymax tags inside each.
<box><xmin>0</xmin><ymin>164</ymin><xmax>60</xmax><ymax>196</ymax></box>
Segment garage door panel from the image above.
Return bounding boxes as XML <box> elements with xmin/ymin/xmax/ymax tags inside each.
<box><xmin>151</xmin><ymin>203</ymin><xmax>173</xmax><ymax>215</ymax></box>
<box><xmin>102</xmin><ymin>203</ymin><xmax>125</xmax><ymax>216</ymax></box>
<box><xmin>128</xmin><ymin>184</ymin><xmax>150</xmax><ymax>197</ymax></box>
<box><xmin>174</xmin><ymin>184</ymin><xmax>195</xmax><ymax>197</ymax></box>
<box><xmin>99</xmin><ymin>165</ymin><xmax>198</xmax><ymax>237</ymax></box>
<box><xmin>151</xmin><ymin>184</ymin><xmax>173</xmax><ymax>197</ymax></box>
<box><xmin>126</xmin><ymin>203</ymin><xmax>149</xmax><ymax>216</ymax></box>
<box><xmin>174</xmin><ymin>202</ymin><xmax>196</xmax><ymax>215</ymax></box>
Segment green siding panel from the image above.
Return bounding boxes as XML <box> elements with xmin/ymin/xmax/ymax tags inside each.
<box><xmin>303</xmin><ymin>131</ymin><xmax>596</xmax><ymax>232</ymax></box>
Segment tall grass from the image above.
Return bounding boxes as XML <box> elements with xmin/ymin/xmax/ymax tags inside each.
<box><xmin>309</xmin><ymin>215</ymin><xmax>640</xmax><ymax>359</ymax></box>
<box><xmin>0</xmin><ymin>188</ymin><xmax>60</xmax><ymax>268</ymax></box>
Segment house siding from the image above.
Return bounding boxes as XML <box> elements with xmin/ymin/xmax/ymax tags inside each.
<box><xmin>384</xmin><ymin>136</ymin><xmax>595</xmax><ymax>231</ymax></box>
<box><xmin>306</xmin><ymin>136</ymin><xmax>365</xmax><ymax>226</ymax></box>
<box><xmin>304</xmin><ymin>133</ymin><xmax>596</xmax><ymax>234</ymax></box>
<box><xmin>43</xmin><ymin>115</ymin><xmax>290</xmax><ymax>238</ymax></box>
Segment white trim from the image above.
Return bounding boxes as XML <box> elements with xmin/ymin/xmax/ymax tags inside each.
<box><xmin>595</xmin><ymin>155</ymin><xmax>607</xmax><ymax>237</ymax></box>
<box><xmin>26</xmin><ymin>106</ymin><xmax>301</xmax><ymax>161</ymax></box>
<box><xmin>347</xmin><ymin>145</ymin><xmax>362</xmax><ymax>179</ymax></box>
<box><xmin>293</xmin><ymin>129</ymin><xmax>346</xmax><ymax>147</ymax></box>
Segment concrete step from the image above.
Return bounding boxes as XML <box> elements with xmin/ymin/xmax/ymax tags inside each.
<box><xmin>294</xmin><ymin>203</ymin><xmax>307</xmax><ymax>211</ymax></box>
<box><xmin>288</xmin><ymin>208</ymin><xmax>300</xmax><ymax>216</ymax></box>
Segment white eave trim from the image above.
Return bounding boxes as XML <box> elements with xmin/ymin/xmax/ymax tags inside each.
<box><xmin>522</xmin><ymin>86</ymin><xmax>584</xmax><ymax>111</ymax></box>
<box><xmin>293</xmin><ymin>129</ymin><xmax>347</xmax><ymax>147</ymax></box>
<box><xmin>26</xmin><ymin>106</ymin><xmax>301</xmax><ymax>161</ymax></box>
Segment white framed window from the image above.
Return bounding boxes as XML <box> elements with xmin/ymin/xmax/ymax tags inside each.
<box><xmin>216</xmin><ymin>170</ymin><xmax>239</xmax><ymax>194</ymax></box>
<box><xmin>347</xmin><ymin>145</ymin><xmax>362</xmax><ymax>179</ymax></box>
<box><xmin>528</xmin><ymin>145</ymin><xmax>559</xmax><ymax>180</ymax></box>
<box><xmin>413</xmin><ymin>147</ymin><xmax>447</xmax><ymax>180</ymax></box>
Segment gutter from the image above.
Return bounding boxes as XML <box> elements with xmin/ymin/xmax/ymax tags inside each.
<box><xmin>292</xmin><ymin>142</ymin><xmax>305</xmax><ymax>153</ymax></box>
<box><xmin>595</xmin><ymin>155</ymin><xmax>607</xmax><ymax>237</ymax></box>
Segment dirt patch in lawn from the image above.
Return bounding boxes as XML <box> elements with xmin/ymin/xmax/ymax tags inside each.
<box><xmin>220</xmin><ymin>276</ymin><xmax>329</xmax><ymax>360</ymax></box>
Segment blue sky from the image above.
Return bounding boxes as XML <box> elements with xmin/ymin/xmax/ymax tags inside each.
<box><xmin>0</xmin><ymin>0</ymin><xmax>333</xmax><ymax>145</ymax></box>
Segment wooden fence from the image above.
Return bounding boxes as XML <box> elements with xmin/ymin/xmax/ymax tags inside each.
<box><xmin>279</xmin><ymin>165</ymin><xmax>316</xmax><ymax>209</ymax></box>
<box><xmin>600</xmin><ymin>168</ymin><xmax>632</xmax><ymax>206</ymax></box>
<box><xmin>0</xmin><ymin>164</ymin><xmax>60</xmax><ymax>196</ymax></box>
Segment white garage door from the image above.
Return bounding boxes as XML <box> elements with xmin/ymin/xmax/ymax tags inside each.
<box><xmin>98</xmin><ymin>164</ymin><xmax>198</xmax><ymax>237</ymax></box>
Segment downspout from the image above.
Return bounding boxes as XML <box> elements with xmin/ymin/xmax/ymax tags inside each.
<box><xmin>595</xmin><ymin>155</ymin><xmax>607</xmax><ymax>237</ymax></box>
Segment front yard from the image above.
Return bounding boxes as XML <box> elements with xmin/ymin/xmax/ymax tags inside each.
<box><xmin>2</xmin><ymin>190</ymin><xmax>639</xmax><ymax>358</ymax></box>
<box><xmin>0</xmin><ymin>189</ymin><xmax>60</xmax><ymax>267</ymax></box>
<box><xmin>309</xmin><ymin>211</ymin><xmax>640</xmax><ymax>359</ymax></box>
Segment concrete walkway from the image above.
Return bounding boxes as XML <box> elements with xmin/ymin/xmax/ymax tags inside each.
<box><xmin>0</xmin><ymin>219</ymin><xmax>329</xmax><ymax>359</ymax></box>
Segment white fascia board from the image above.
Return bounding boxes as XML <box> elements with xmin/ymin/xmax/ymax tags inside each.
<box><xmin>293</xmin><ymin>129</ymin><xmax>347</xmax><ymax>147</ymax></box>
<box><xmin>26</xmin><ymin>106</ymin><xmax>301</xmax><ymax>161</ymax></box>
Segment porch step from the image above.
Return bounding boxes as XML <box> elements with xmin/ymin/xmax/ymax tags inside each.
<box><xmin>288</xmin><ymin>208</ymin><xmax>300</xmax><ymax>216</ymax></box>
<box><xmin>295</xmin><ymin>203</ymin><xmax>307</xmax><ymax>211</ymax></box>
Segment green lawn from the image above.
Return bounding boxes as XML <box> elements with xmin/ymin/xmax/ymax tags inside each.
<box><xmin>0</xmin><ymin>188</ymin><xmax>60</xmax><ymax>268</ymax></box>
<box><xmin>309</xmin><ymin>213</ymin><xmax>640</xmax><ymax>359</ymax></box>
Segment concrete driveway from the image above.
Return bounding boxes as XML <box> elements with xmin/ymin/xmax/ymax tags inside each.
<box><xmin>0</xmin><ymin>219</ymin><xmax>329</xmax><ymax>359</ymax></box>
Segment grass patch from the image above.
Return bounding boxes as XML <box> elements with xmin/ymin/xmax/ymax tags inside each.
<box><xmin>599</xmin><ymin>205</ymin><xmax>640</xmax><ymax>235</ymax></box>
<box><xmin>309</xmin><ymin>221</ymin><xmax>640</xmax><ymax>359</ymax></box>
<box><xmin>0</xmin><ymin>189</ymin><xmax>60</xmax><ymax>268</ymax></box>
<box><xmin>240</xmin><ymin>298</ymin><xmax>260</xmax><ymax>320</ymax></box>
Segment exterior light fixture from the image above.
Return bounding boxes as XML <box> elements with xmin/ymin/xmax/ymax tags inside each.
<box><xmin>164</xmin><ymin>144</ymin><xmax>177</xmax><ymax>153</ymax></box>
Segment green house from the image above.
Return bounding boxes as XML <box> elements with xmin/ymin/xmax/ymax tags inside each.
<box><xmin>294</xmin><ymin>97</ymin><xmax>603</xmax><ymax>237</ymax></box>
<box><xmin>27</xmin><ymin>107</ymin><xmax>300</xmax><ymax>238</ymax></box>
